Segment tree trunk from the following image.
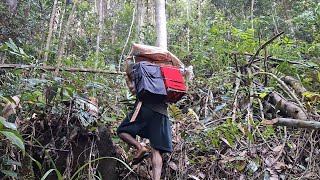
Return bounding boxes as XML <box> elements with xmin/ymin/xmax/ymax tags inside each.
<box><xmin>250</xmin><ymin>0</ymin><xmax>254</xmax><ymax>29</ymax></box>
<box><xmin>56</xmin><ymin>0</ymin><xmax>79</xmax><ymax>75</ymax></box>
<box><xmin>155</xmin><ymin>0</ymin><xmax>167</xmax><ymax>49</ymax></box>
<box><xmin>96</xmin><ymin>0</ymin><xmax>104</xmax><ymax>56</ymax></box>
<box><xmin>186</xmin><ymin>0</ymin><xmax>190</xmax><ymax>53</ymax></box>
<box><xmin>197</xmin><ymin>0</ymin><xmax>201</xmax><ymax>21</ymax></box>
<box><xmin>43</xmin><ymin>0</ymin><xmax>58</xmax><ymax>64</ymax></box>
<box><xmin>58</xmin><ymin>7</ymin><xmax>66</xmax><ymax>39</ymax></box>
<box><xmin>136</xmin><ymin>0</ymin><xmax>146</xmax><ymax>43</ymax></box>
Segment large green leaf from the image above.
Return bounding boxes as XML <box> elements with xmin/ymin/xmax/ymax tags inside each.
<box><xmin>0</xmin><ymin>131</ymin><xmax>25</xmax><ymax>155</ymax></box>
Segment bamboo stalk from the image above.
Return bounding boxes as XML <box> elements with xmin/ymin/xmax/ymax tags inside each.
<box><xmin>0</xmin><ymin>64</ymin><xmax>125</xmax><ymax>74</ymax></box>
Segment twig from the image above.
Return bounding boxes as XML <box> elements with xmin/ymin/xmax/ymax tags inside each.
<box><xmin>246</xmin><ymin>67</ymin><xmax>254</xmax><ymax>148</ymax></box>
<box><xmin>27</xmin><ymin>144</ymin><xmax>70</xmax><ymax>152</ymax></box>
<box><xmin>232</xmin><ymin>71</ymin><xmax>241</xmax><ymax>122</ymax></box>
<box><xmin>204</xmin><ymin>117</ymin><xmax>233</xmax><ymax>127</ymax></box>
<box><xmin>264</xmin><ymin>47</ymin><xmax>268</xmax><ymax>86</ymax></box>
<box><xmin>247</xmin><ymin>31</ymin><xmax>284</xmax><ymax>67</ymax></box>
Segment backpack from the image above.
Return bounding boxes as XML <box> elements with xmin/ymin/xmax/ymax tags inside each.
<box><xmin>133</xmin><ymin>61</ymin><xmax>167</xmax><ymax>103</ymax></box>
<box><xmin>125</xmin><ymin>43</ymin><xmax>187</xmax><ymax>121</ymax></box>
<box><xmin>126</xmin><ymin>43</ymin><xmax>187</xmax><ymax>102</ymax></box>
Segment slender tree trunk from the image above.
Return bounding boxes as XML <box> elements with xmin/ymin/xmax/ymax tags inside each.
<box><xmin>197</xmin><ymin>0</ymin><xmax>201</xmax><ymax>21</ymax></box>
<box><xmin>136</xmin><ymin>0</ymin><xmax>146</xmax><ymax>43</ymax></box>
<box><xmin>96</xmin><ymin>0</ymin><xmax>104</xmax><ymax>56</ymax></box>
<box><xmin>251</xmin><ymin>0</ymin><xmax>254</xmax><ymax>29</ymax></box>
<box><xmin>155</xmin><ymin>0</ymin><xmax>167</xmax><ymax>49</ymax></box>
<box><xmin>186</xmin><ymin>0</ymin><xmax>190</xmax><ymax>53</ymax></box>
<box><xmin>58</xmin><ymin>7</ymin><xmax>66</xmax><ymax>39</ymax></box>
<box><xmin>43</xmin><ymin>0</ymin><xmax>58</xmax><ymax>64</ymax></box>
<box><xmin>55</xmin><ymin>0</ymin><xmax>79</xmax><ymax>75</ymax></box>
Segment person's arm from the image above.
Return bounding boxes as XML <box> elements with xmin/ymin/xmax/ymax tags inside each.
<box><xmin>125</xmin><ymin>60</ymin><xmax>136</xmax><ymax>95</ymax></box>
<box><xmin>126</xmin><ymin>75</ymin><xmax>136</xmax><ymax>95</ymax></box>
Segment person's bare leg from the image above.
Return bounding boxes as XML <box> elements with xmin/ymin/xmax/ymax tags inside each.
<box><xmin>118</xmin><ymin>132</ymin><xmax>147</xmax><ymax>157</ymax></box>
<box><xmin>151</xmin><ymin>148</ymin><xmax>162</xmax><ymax>180</ymax></box>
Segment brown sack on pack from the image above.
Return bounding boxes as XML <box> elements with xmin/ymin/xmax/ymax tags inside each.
<box><xmin>129</xmin><ymin>43</ymin><xmax>184</xmax><ymax>67</ymax></box>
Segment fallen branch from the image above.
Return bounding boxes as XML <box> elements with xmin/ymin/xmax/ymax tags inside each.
<box><xmin>232</xmin><ymin>71</ymin><xmax>241</xmax><ymax>122</ymax></box>
<box><xmin>244</xmin><ymin>53</ymin><xmax>310</xmax><ymax>67</ymax></box>
<box><xmin>252</xmin><ymin>71</ymin><xmax>305</xmax><ymax>112</ymax></box>
<box><xmin>247</xmin><ymin>31</ymin><xmax>284</xmax><ymax>66</ymax></box>
<box><xmin>267</xmin><ymin>92</ymin><xmax>307</xmax><ymax>120</ymax></box>
<box><xmin>262</xmin><ymin>118</ymin><xmax>320</xmax><ymax>129</ymax></box>
<box><xmin>281</xmin><ymin>76</ymin><xmax>307</xmax><ymax>97</ymax></box>
<box><xmin>0</xmin><ymin>64</ymin><xmax>125</xmax><ymax>74</ymax></box>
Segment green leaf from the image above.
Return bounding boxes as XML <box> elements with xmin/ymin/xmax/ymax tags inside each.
<box><xmin>102</xmin><ymin>116</ymin><xmax>116</xmax><ymax>122</ymax></box>
<box><xmin>70</xmin><ymin>157</ymin><xmax>133</xmax><ymax>180</ymax></box>
<box><xmin>247</xmin><ymin>131</ymin><xmax>255</xmax><ymax>143</ymax></box>
<box><xmin>0</xmin><ymin>131</ymin><xmax>25</xmax><ymax>155</ymax></box>
<box><xmin>3</xmin><ymin>158</ymin><xmax>22</xmax><ymax>167</ymax></box>
<box><xmin>0</xmin><ymin>116</ymin><xmax>17</xmax><ymax>130</ymax></box>
<box><xmin>40</xmin><ymin>169</ymin><xmax>62</xmax><ymax>180</ymax></box>
<box><xmin>259</xmin><ymin>92</ymin><xmax>269</xmax><ymax>99</ymax></box>
<box><xmin>41</xmin><ymin>169</ymin><xmax>55</xmax><ymax>180</ymax></box>
<box><xmin>0</xmin><ymin>170</ymin><xmax>17</xmax><ymax>177</ymax></box>
<box><xmin>28</xmin><ymin>153</ymin><xmax>42</xmax><ymax>170</ymax></box>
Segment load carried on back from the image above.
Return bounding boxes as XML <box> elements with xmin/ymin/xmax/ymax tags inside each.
<box><xmin>125</xmin><ymin>43</ymin><xmax>192</xmax><ymax>104</ymax></box>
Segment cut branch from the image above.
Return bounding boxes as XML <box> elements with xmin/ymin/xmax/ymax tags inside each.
<box><xmin>0</xmin><ymin>64</ymin><xmax>125</xmax><ymax>74</ymax></box>
<box><xmin>244</xmin><ymin>53</ymin><xmax>310</xmax><ymax>67</ymax></box>
<box><xmin>262</xmin><ymin>118</ymin><xmax>320</xmax><ymax>129</ymax></box>
<box><xmin>247</xmin><ymin>31</ymin><xmax>284</xmax><ymax>66</ymax></box>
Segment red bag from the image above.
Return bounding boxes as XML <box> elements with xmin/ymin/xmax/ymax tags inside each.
<box><xmin>160</xmin><ymin>66</ymin><xmax>187</xmax><ymax>103</ymax></box>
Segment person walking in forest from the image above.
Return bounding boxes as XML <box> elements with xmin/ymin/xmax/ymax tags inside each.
<box><xmin>117</xmin><ymin>60</ymin><xmax>172</xmax><ymax>180</ymax></box>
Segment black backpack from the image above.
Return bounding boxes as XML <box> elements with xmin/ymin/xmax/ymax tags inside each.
<box><xmin>133</xmin><ymin>61</ymin><xmax>167</xmax><ymax>103</ymax></box>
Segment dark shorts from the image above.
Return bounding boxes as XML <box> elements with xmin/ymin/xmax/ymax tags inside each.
<box><xmin>117</xmin><ymin>104</ymin><xmax>172</xmax><ymax>153</ymax></box>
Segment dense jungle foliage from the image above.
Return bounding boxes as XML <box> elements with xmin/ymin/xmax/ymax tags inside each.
<box><xmin>0</xmin><ymin>0</ymin><xmax>319</xmax><ymax>179</ymax></box>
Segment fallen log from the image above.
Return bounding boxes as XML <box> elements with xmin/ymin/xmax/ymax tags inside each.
<box><xmin>0</xmin><ymin>64</ymin><xmax>126</xmax><ymax>74</ymax></box>
<box><xmin>267</xmin><ymin>92</ymin><xmax>307</xmax><ymax>120</ymax></box>
<box><xmin>262</xmin><ymin>118</ymin><xmax>320</xmax><ymax>129</ymax></box>
<box><xmin>281</xmin><ymin>76</ymin><xmax>307</xmax><ymax>97</ymax></box>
